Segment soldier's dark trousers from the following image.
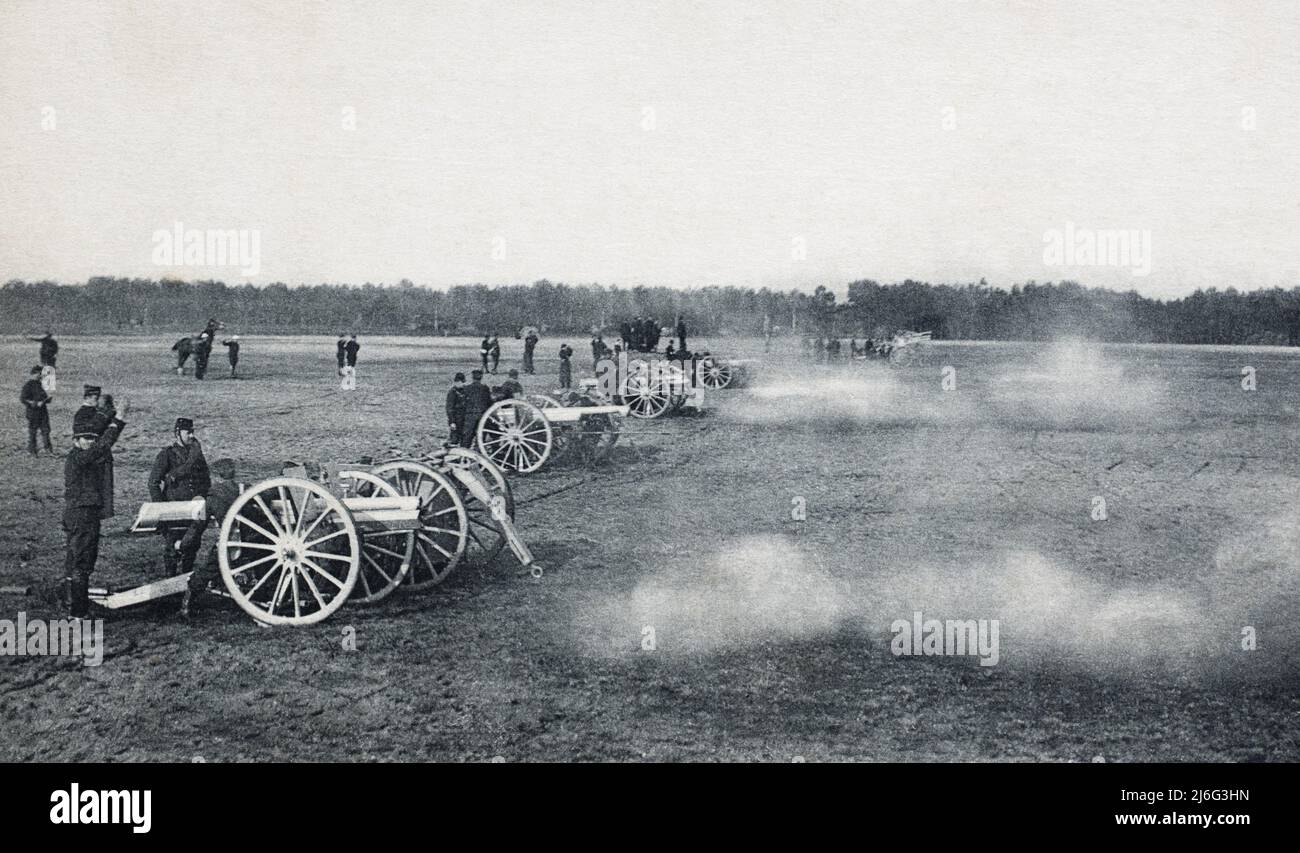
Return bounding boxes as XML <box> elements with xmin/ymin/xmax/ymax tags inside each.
<box><xmin>162</xmin><ymin>526</ymin><xmax>202</xmax><ymax>577</ymax></box>
<box><xmin>461</xmin><ymin>416</ymin><xmax>481</xmax><ymax>448</ymax></box>
<box><xmin>187</xmin><ymin>542</ymin><xmax>221</xmax><ymax>596</ymax></box>
<box><xmin>62</xmin><ymin>508</ymin><xmax>101</xmax><ymax>617</ymax></box>
<box><xmin>27</xmin><ymin>412</ymin><xmax>52</xmax><ymax>454</ymax></box>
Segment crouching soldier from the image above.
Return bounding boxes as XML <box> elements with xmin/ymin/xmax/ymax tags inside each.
<box><xmin>148</xmin><ymin>417</ymin><xmax>211</xmax><ymax>578</ymax></box>
<box><xmin>179</xmin><ymin>458</ymin><xmax>239</xmax><ymax>618</ymax></box>
<box><xmin>63</xmin><ymin>399</ymin><xmax>128</xmax><ymax>618</ymax></box>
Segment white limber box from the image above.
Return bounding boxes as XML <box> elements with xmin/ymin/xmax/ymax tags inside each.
<box><xmin>129</xmin><ymin>498</ymin><xmax>207</xmax><ymax>534</ymax></box>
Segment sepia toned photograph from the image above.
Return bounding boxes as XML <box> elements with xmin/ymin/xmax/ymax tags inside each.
<box><xmin>0</xmin><ymin>0</ymin><xmax>1296</xmax><ymax>785</ymax></box>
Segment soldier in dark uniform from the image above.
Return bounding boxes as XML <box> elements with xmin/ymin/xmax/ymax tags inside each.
<box><xmin>73</xmin><ymin>386</ymin><xmax>117</xmax><ymax>519</ymax></box>
<box><xmin>558</xmin><ymin>343</ymin><xmax>574</xmax><ymax>389</ymax></box>
<box><xmin>489</xmin><ymin>336</ymin><xmax>501</xmax><ymax>373</ymax></box>
<box><xmin>445</xmin><ymin>372</ymin><xmax>467</xmax><ymax>445</ymax></box>
<box><xmin>500</xmin><ymin>368</ymin><xmax>524</xmax><ymax>399</ymax></box>
<box><xmin>20</xmin><ymin>366</ymin><xmax>53</xmax><ymax>456</ymax></box>
<box><xmin>30</xmin><ymin>332</ymin><xmax>58</xmax><ymax>369</ymax></box>
<box><xmin>631</xmin><ymin>317</ymin><xmax>644</xmax><ymax>352</ymax></box>
<box><xmin>461</xmin><ymin>369</ymin><xmax>493</xmax><ymax>448</ymax></box>
<box><xmin>675</xmin><ymin>315</ymin><xmax>687</xmax><ymax>353</ymax></box>
<box><xmin>479</xmin><ymin>335</ymin><xmax>491</xmax><ymax>372</ymax></box>
<box><xmin>645</xmin><ymin>318</ymin><xmax>660</xmax><ymax>351</ymax></box>
<box><xmin>178</xmin><ymin>457</ymin><xmax>239</xmax><ymax>618</ymax></box>
<box><xmin>223</xmin><ymin>336</ymin><xmax>240</xmax><ymax>377</ymax></box>
<box><xmin>194</xmin><ymin>333</ymin><xmax>211</xmax><ymax>380</ymax></box>
<box><xmin>620</xmin><ymin>321</ymin><xmax>632</xmax><ymax>351</ymax></box>
<box><xmin>148</xmin><ymin>417</ymin><xmax>211</xmax><ymax>578</ymax></box>
<box><xmin>63</xmin><ymin>399</ymin><xmax>128</xmax><ymax>618</ymax></box>
<box><xmin>590</xmin><ymin>334</ymin><xmax>609</xmax><ymax>371</ymax></box>
<box><xmin>336</xmin><ymin>334</ymin><xmax>347</xmax><ymax>376</ymax></box>
<box><xmin>523</xmin><ymin>330</ymin><xmax>539</xmax><ymax>374</ymax></box>
<box><xmin>345</xmin><ymin>334</ymin><xmax>360</xmax><ymax>369</ymax></box>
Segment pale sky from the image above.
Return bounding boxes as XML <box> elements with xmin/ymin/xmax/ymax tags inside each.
<box><xmin>1</xmin><ymin>0</ymin><xmax>1297</xmax><ymax>298</ymax></box>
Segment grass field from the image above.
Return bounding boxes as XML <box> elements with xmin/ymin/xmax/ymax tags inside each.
<box><xmin>1</xmin><ymin>333</ymin><xmax>1298</xmax><ymax>761</ymax></box>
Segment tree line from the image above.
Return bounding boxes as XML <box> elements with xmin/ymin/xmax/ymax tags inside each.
<box><xmin>2</xmin><ymin>276</ymin><xmax>1298</xmax><ymax>345</ymax></box>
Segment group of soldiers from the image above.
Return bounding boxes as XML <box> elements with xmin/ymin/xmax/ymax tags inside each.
<box><xmin>619</xmin><ymin>315</ymin><xmax>688</xmax><ymax>354</ymax></box>
<box><xmin>806</xmin><ymin>336</ymin><xmax>892</xmax><ymax>362</ymax></box>
<box><xmin>177</xmin><ymin>319</ymin><xmax>240</xmax><ymax>379</ymax></box>
<box><xmin>59</xmin><ymin>386</ymin><xmax>237</xmax><ymax>619</ymax></box>
<box><xmin>444</xmin><ymin>367</ymin><xmax>524</xmax><ymax>447</ymax></box>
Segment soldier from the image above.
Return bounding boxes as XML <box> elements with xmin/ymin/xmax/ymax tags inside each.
<box><xmin>20</xmin><ymin>365</ymin><xmax>53</xmax><ymax>456</ymax></box>
<box><xmin>523</xmin><ymin>329</ymin><xmax>539</xmax><ymax>374</ymax></box>
<box><xmin>558</xmin><ymin>343</ymin><xmax>574</xmax><ymax>389</ymax></box>
<box><xmin>445</xmin><ymin>372</ymin><xmax>467</xmax><ymax>445</ymax></box>
<box><xmin>479</xmin><ymin>335</ymin><xmax>491</xmax><ymax>372</ymax></box>
<box><xmin>336</xmin><ymin>334</ymin><xmax>347</xmax><ymax>376</ymax></box>
<box><xmin>223</xmin><ymin>335</ymin><xmax>240</xmax><ymax>377</ymax></box>
<box><xmin>645</xmin><ymin>318</ymin><xmax>660</xmax><ymax>351</ymax></box>
<box><xmin>620</xmin><ymin>321</ymin><xmax>632</xmax><ymax>351</ymax></box>
<box><xmin>148</xmin><ymin>417</ymin><xmax>211</xmax><ymax>578</ymax></box>
<box><xmin>193</xmin><ymin>333</ymin><xmax>211</xmax><ymax>380</ymax></box>
<box><xmin>676</xmin><ymin>314</ymin><xmax>687</xmax><ymax>353</ymax></box>
<box><xmin>30</xmin><ymin>332</ymin><xmax>58</xmax><ymax>393</ymax></box>
<box><xmin>500</xmin><ymin>368</ymin><xmax>524</xmax><ymax>399</ymax></box>
<box><xmin>489</xmin><ymin>335</ymin><xmax>501</xmax><ymax>373</ymax></box>
<box><xmin>63</xmin><ymin>398</ymin><xmax>128</xmax><ymax>618</ymax></box>
<box><xmin>345</xmin><ymin>334</ymin><xmax>360</xmax><ymax>369</ymax></box>
<box><xmin>73</xmin><ymin>386</ymin><xmax>118</xmax><ymax>519</ymax></box>
<box><xmin>590</xmin><ymin>334</ymin><xmax>607</xmax><ymax>371</ymax></box>
<box><xmin>178</xmin><ymin>457</ymin><xmax>239</xmax><ymax>618</ymax></box>
<box><xmin>461</xmin><ymin>369</ymin><xmax>493</xmax><ymax>448</ymax></box>
<box><xmin>631</xmin><ymin>317</ymin><xmax>644</xmax><ymax>352</ymax></box>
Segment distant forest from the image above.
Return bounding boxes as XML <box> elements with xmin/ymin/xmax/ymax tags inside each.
<box><xmin>3</xmin><ymin>277</ymin><xmax>1300</xmax><ymax>345</ymax></box>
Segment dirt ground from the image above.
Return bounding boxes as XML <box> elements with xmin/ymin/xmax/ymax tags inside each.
<box><xmin>1</xmin><ymin>333</ymin><xmax>1297</xmax><ymax>761</ymax></box>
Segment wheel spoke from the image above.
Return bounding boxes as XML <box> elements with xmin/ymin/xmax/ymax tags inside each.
<box><xmin>417</xmin><ymin>531</ymin><xmax>455</xmax><ymax>559</ymax></box>
<box><xmin>364</xmin><ymin>541</ymin><xmax>408</xmax><ymax>562</ymax></box>
<box><xmin>250</xmin><ymin>494</ymin><xmax>285</xmax><ymax>537</ymax></box>
<box><xmin>297</xmin><ymin>562</ymin><xmax>330</xmax><ymax>610</ymax></box>
<box><xmin>236</xmin><ymin>512</ymin><xmax>280</xmax><ymax>545</ymax></box>
<box><xmin>245</xmin><ymin>560</ymin><xmax>283</xmax><ymax>596</ymax></box>
<box><xmin>362</xmin><ymin>550</ymin><xmax>396</xmax><ymax>586</ymax></box>
<box><xmin>304</xmin><ymin>527</ymin><xmax>348</xmax><ymax>549</ymax></box>
<box><xmin>304</xmin><ymin>549</ymin><xmax>353</xmax><ymax>563</ymax></box>
<box><xmin>301</xmin><ymin>558</ymin><xmax>347</xmax><ymax>591</ymax></box>
<box><xmin>225</xmin><ymin>552</ymin><xmax>279</xmax><ymax>576</ymax></box>
<box><xmin>298</xmin><ymin>503</ymin><xmax>332</xmax><ymax>543</ymax></box>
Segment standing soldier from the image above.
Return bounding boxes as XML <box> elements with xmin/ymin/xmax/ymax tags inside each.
<box><xmin>194</xmin><ymin>333</ymin><xmax>211</xmax><ymax>380</ymax></box>
<box><xmin>620</xmin><ymin>321</ymin><xmax>632</xmax><ymax>352</ymax></box>
<box><xmin>445</xmin><ymin>372</ymin><xmax>467</xmax><ymax>445</ymax></box>
<box><xmin>63</xmin><ymin>399</ymin><xmax>128</xmax><ymax>618</ymax></box>
<box><xmin>73</xmin><ymin>386</ymin><xmax>118</xmax><ymax>519</ymax></box>
<box><xmin>30</xmin><ymin>332</ymin><xmax>58</xmax><ymax>393</ymax></box>
<box><xmin>461</xmin><ymin>369</ymin><xmax>493</xmax><ymax>448</ymax></box>
<box><xmin>675</xmin><ymin>314</ymin><xmax>687</xmax><ymax>353</ymax></box>
<box><xmin>523</xmin><ymin>329</ymin><xmax>539</xmax><ymax>374</ymax></box>
<box><xmin>336</xmin><ymin>334</ymin><xmax>347</xmax><ymax>376</ymax></box>
<box><xmin>223</xmin><ymin>335</ymin><xmax>240</xmax><ymax>378</ymax></box>
<box><xmin>343</xmin><ymin>334</ymin><xmax>360</xmax><ymax>389</ymax></box>
<box><xmin>20</xmin><ymin>366</ymin><xmax>53</xmax><ymax>456</ymax></box>
<box><xmin>558</xmin><ymin>343</ymin><xmax>574</xmax><ymax>389</ymax></box>
<box><xmin>479</xmin><ymin>335</ymin><xmax>491</xmax><ymax>372</ymax></box>
<box><xmin>489</xmin><ymin>335</ymin><xmax>501</xmax><ymax>373</ymax></box>
<box><xmin>148</xmin><ymin>417</ymin><xmax>211</xmax><ymax>578</ymax></box>
<box><xmin>631</xmin><ymin>317</ymin><xmax>644</xmax><ymax>352</ymax></box>
<box><xmin>178</xmin><ymin>457</ymin><xmax>239</xmax><ymax>618</ymax></box>
<box><xmin>591</xmin><ymin>334</ymin><xmax>607</xmax><ymax>371</ymax></box>
<box><xmin>500</xmin><ymin>368</ymin><xmax>524</xmax><ymax>399</ymax></box>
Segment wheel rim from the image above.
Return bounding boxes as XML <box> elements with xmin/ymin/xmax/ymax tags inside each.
<box><xmin>218</xmin><ymin>477</ymin><xmax>359</xmax><ymax>626</ymax></box>
<box><xmin>336</xmin><ymin>470</ymin><xmax>414</xmax><ymax>604</ymax></box>
<box><xmin>476</xmin><ymin>399</ymin><xmax>553</xmax><ymax>472</ymax></box>
<box><xmin>440</xmin><ymin>448</ymin><xmax>514</xmax><ymax>566</ymax></box>
<box><xmin>370</xmin><ymin>462</ymin><xmax>468</xmax><ymax>588</ymax></box>
<box><xmin>700</xmin><ymin>358</ymin><xmax>733</xmax><ymax>389</ymax></box>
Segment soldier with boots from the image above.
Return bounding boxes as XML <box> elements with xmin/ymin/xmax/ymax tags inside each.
<box><xmin>20</xmin><ymin>366</ymin><xmax>53</xmax><ymax>455</ymax></box>
<box><xmin>461</xmin><ymin>369</ymin><xmax>493</xmax><ymax>448</ymax></box>
<box><xmin>445</xmin><ymin>372</ymin><xmax>467</xmax><ymax>445</ymax></box>
<box><xmin>179</xmin><ymin>458</ymin><xmax>239</xmax><ymax>618</ymax></box>
<box><xmin>63</xmin><ymin>399</ymin><xmax>128</xmax><ymax>618</ymax></box>
<box><xmin>148</xmin><ymin>417</ymin><xmax>211</xmax><ymax>578</ymax></box>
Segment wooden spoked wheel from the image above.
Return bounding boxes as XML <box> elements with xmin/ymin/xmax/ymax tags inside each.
<box><xmin>698</xmin><ymin>357</ymin><xmax>734</xmax><ymax>390</ymax></box>
<box><xmin>370</xmin><ymin>461</ymin><xmax>468</xmax><ymax>589</ymax></box>
<box><xmin>440</xmin><ymin>447</ymin><xmax>515</xmax><ymax>567</ymax></box>
<box><xmin>218</xmin><ymin>477</ymin><xmax>360</xmax><ymax>626</ymax></box>
<box><xmin>620</xmin><ymin>371</ymin><xmax>672</xmax><ymax>419</ymax></box>
<box><xmin>336</xmin><ymin>470</ymin><xmax>414</xmax><ymax>604</ymax></box>
<box><xmin>476</xmin><ymin>399</ymin><xmax>553</xmax><ymax>473</ymax></box>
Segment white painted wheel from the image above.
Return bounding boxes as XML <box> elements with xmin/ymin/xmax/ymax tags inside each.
<box><xmin>218</xmin><ymin>477</ymin><xmax>360</xmax><ymax>626</ymax></box>
<box><xmin>476</xmin><ymin>399</ymin><xmax>553</xmax><ymax>473</ymax></box>
<box><xmin>370</xmin><ymin>461</ymin><xmax>469</xmax><ymax>589</ymax></box>
<box><xmin>440</xmin><ymin>447</ymin><xmax>515</xmax><ymax>567</ymax></box>
<box><xmin>336</xmin><ymin>470</ymin><xmax>414</xmax><ymax>604</ymax></box>
<box><xmin>698</xmin><ymin>357</ymin><xmax>734</xmax><ymax>390</ymax></box>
